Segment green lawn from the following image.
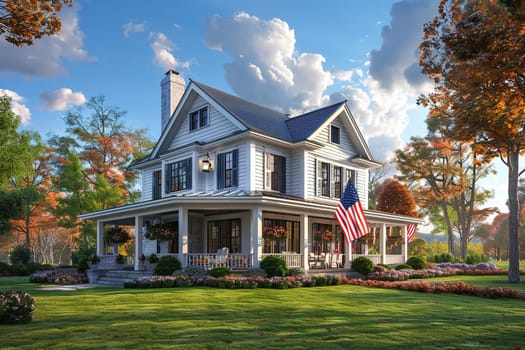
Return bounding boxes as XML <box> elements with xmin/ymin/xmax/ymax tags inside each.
<box><xmin>0</xmin><ymin>276</ymin><xmax>524</xmax><ymax>350</ymax></box>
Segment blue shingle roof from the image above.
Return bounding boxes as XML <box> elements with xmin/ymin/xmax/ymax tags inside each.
<box><xmin>193</xmin><ymin>80</ymin><xmax>346</xmax><ymax>142</ymax></box>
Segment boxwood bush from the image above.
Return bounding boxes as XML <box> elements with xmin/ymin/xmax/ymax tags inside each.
<box><xmin>208</xmin><ymin>267</ymin><xmax>231</xmax><ymax>278</ymax></box>
<box><xmin>351</xmin><ymin>256</ymin><xmax>374</xmax><ymax>275</ymax></box>
<box><xmin>260</xmin><ymin>256</ymin><xmax>288</xmax><ymax>277</ymax></box>
<box><xmin>154</xmin><ymin>255</ymin><xmax>182</xmax><ymax>276</ymax></box>
<box><xmin>406</xmin><ymin>256</ymin><xmax>427</xmax><ymax>270</ymax></box>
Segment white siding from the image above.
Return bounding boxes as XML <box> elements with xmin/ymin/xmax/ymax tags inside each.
<box><xmin>288</xmin><ymin>149</ymin><xmax>304</xmax><ymax>197</ymax></box>
<box><xmin>253</xmin><ymin>144</ymin><xmax>265</xmax><ymax>190</ymax></box>
<box><xmin>168</xmin><ymin>96</ymin><xmax>241</xmax><ymax>150</ymax></box>
<box><xmin>310</xmin><ymin>118</ymin><xmax>358</xmax><ymax>162</ymax></box>
<box><xmin>141</xmin><ymin>168</ymin><xmax>154</xmax><ymax>201</ymax></box>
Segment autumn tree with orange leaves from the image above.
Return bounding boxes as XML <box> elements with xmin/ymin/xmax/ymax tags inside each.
<box><xmin>376</xmin><ymin>178</ymin><xmax>418</xmax><ymax>217</ymax></box>
<box><xmin>419</xmin><ymin>0</ymin><xmax>525</xmax><ymax>282</ymax></box>
<box><xmin>395</xmin><ymin>136</ymin><xmax>495</xmax><ymax>259</ymax></box>
<box><xmin>0</xmin><ymin>0</ymin><xmax>73</xmax><ymax>46</ymax></box>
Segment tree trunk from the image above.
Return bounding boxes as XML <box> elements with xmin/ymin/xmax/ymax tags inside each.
<box><xmin>507</xmin><ymin>150</ymin><xmax>521</xmax><ymax>283</ymax></box>
<box><xmin>441</xmin><ymin>202</ymin><xmax>455</xmax><ymax>255</ymax></box>
<box><xmin>460</xmin><ymin>235</ymin><xmax>468</xmax><ymax>260</ymax></box>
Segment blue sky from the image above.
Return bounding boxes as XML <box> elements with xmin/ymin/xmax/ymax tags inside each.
<box><xmin>0</xmin><ymin>0</ymin><xmax>509</xmax><ymax>215</ymax></box>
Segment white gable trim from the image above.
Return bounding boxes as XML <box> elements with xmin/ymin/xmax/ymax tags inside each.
<box><xmin>150</xmin><ymin>81</ymin><xmax>248</xmax><ymax>160</ymax></box>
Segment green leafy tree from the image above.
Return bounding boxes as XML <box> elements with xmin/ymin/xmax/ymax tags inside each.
<box><xmin>419</xmin><ymin>0</ymin><xmax>525</xmax><ymax>282</ymax></box>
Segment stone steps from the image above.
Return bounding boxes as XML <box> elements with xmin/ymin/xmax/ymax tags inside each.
<box><xmin>96</xmin><ymin>270</ymin><xmax>153</xmax><ymax>287</ymax></box>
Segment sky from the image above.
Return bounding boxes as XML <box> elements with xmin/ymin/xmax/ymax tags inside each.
<box><xmin>0</xmin><ymin>0</ymin><xmax>510</xmax><ymax>217</ymax></box>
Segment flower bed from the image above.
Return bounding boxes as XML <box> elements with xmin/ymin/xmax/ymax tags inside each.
<box><xmin>343</xmin><ymin>278</ymin><xmax>524</xmax><ymax>300</ymax></box>
<box><xmin>29</xmin><ymin>269</ymin><xmax>88</xmax><ymax>284</ymax></box>
<box><xmin>124</xmin><ymin>274</ymin><xmax>339</xmax><ymax>289</ymax></box>
<box><xmin>0</xmin><ymin>291</ymin><xmax>35</xmax><ymax>324</ymax></box>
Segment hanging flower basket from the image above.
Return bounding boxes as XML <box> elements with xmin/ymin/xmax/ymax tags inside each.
<box><xmin>358</xmin><ymin>234</ymin><xmax>375</xmax><ymax>246</ymax></box>
<box><xmin>387</xmin><ymin>235</ymin><xmax>403</xmax><ymax>248</ymax></box>
<box><xmin>145</xmin><ymin>223</ymin><xmax>176</xmax><ymax>241</ymax></box>
<box><xmin>105</xmin><ymin>227</ymin><xmax>132</xmax><ymax>244</ymax></box>
<box><xmin>262</xmin><ymin>226</ymin><xmax>287</xmax><ymax>241</ymax></box>
<box><xmin>314</xmin><ymin>229</ymin><xmax>335</xmax><ymax>242</ymax></box>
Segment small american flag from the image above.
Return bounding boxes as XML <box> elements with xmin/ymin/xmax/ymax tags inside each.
<box><xmin>407</xmin><ymin>223</ymin><xmax>417</xmax><ymax>243</ymax></box>
<box><xmin>335</xmin><ymin>180</ymin><xmax>368</xmax><ymax>244</ymax></box>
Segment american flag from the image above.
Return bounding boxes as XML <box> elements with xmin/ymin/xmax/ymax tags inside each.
<box><xmin>407</xmin><ymin>223</ymin><xmax>417</xmax><ymax>243</ymax></box>
<box><xmin>335</xmin><ymin>180</ymin><xmax>368</xmax><ymax>244</ymax></box>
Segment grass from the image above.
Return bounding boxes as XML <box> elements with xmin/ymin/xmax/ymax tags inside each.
<box><xmin>0</xmin><ymin>276</ymin><xmax>524</xmax><ymax>350</ymax></box>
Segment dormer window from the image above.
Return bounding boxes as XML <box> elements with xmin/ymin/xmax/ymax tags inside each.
<box><xmin>189</xmin><ymin>106</ymin><xmax>209</xmax><ymax>131</ymax></box>
<box><xmin>330</xmin><ymin>125</ymin><xmax>340</xmax><ymax>144</ymax></box>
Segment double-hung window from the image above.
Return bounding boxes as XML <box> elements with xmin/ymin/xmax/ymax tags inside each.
<box><xmin>265</xmin><ymin>153</ymin><xmax>286</xmax><ymax>193</ymax></box>
<box><xmin>330</xmin><ymin>125</ymin><xmax>341</xmax><ymax>144</ymax></box>
<box><xmin>217</xmin><ymin>150</ymin><xmax>238</xmax><ymax>189</ymax></box>
<box><xmin>152</xmin><ymin>170</ymin><xmax>162</xmax><ymax>199</ymax></box>
<box><xmin>316</xmin><ymin>161</ymin><xmax>357</xmax><ymax>199</ymax></box>
<box><xmin>165</xmin><ymin>158</ymin><xmax>192</xmax><ymax>193</ymax></box>
<box><xmin>320</xmin><ymin>162</ymin><xmax>330</xmax><ymax>197</ymax></box>
<box><xmin>189</xmin><ymin>106</ymin><xmax>209</xmax><ymax>131</ymax></box>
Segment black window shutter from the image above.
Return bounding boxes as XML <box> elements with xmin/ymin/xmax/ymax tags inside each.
<box><xmin>165</xmin><ymin>163</ymin><xmax>172</xmax><ymax>193</ymax></box>
<box><xmin>217</xmin><ymin>153</ymin><xmax>225</xmax><ymax>189</ymax></box>
<box><xmin>232</xmin><ymin>149</ymin><xmax>239</xmax><ymax>187</ymax></box>
<box><xmin>187</xmin><ymin>158</ymin><xmax>192</xmax><ymax>189</ymax></box>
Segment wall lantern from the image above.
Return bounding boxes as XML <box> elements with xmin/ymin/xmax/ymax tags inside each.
<box><xmin>201</xmin><ymin>153</ymin><xmax>213</xmax><ymax>173</ymax></box>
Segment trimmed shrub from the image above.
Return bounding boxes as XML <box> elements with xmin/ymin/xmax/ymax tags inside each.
<box><xmin>208</xmin><ymin>267</ymin><xmax>231</xmax><ymax>278</ymax></box>
<box><xmin>8</xmin><ymin>264</ymin><xmax>29</xmax><ymax>276</ymax></box>
<box><xmin>183</xmin><ymin>266</ymin><xmax>208</xmax><ymax>277</ymax></box>
<box><xmin>377</xmin><ymin>263</ymin><xmax>392</xmax><ymax>270</ymax></box>
<box><xmin>10</xmin><ymin>245</ymin><xmax>31</xmax><ymax>265</ymax></box>
<box><xmin>406</xmin><ymin>256</ymin><xmax>427</xmax><ymax>270</ymax></box>
<box><xmin>465</xmin><ymin>254</ymin><xmax>489</xmax><ymax>265</ymax></box>
<box><xmin>72</xmin><ymin>246</ymin><xmax>96</xmax><ymax>272</ymax></box>
<box><xmin>287</xmin><ymin>267</ymin><xmax>305</xmax><ymax>276</ymax></box>
<box><xmin>154</xmin><ymin>255</ymin><xmax>182</xmax><ymax>276</ymax></box>
<box><xmin>260</xmin><ymin>256</ymin><xmax>288</xmax><ymax>278</ymax></box>
<box><xmin>395</xmin><ymin>264</ymin><xmax>413</xmax><ymax>270</ymax></box>
<box><xmin>429</xmin><ymin>252</ymin><xmax>456</xmax><ymax>263</ymax></box>
<box><xmin>351</xmin><ymin>256</ymin><xmax>374</xmax><ymax>275</ymax></box>
<box><xmin>242</xmin><ymin>268</ymin><xmax>267</xmax><ymax>278</ymax></box>
<box><xmin>0</xmin><ymin>291</ymin><xmax>35</xmax><ymax>324</ymax></box>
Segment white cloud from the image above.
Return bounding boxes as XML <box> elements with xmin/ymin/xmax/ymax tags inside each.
<box><xmin>40</xmin><ymin>88</ymin><xmax>86</xmax><ymax>111</ymax></box>
<box><xmin>123</xmin><ymin>22</ymin><xmax>145</xmax><ymax>37</ymax></box>
<box><xmin>204</xmin><ymin>12</ymin><xmax>332</xmax><ymax>112</ymax></box>
<box><xmin>0</xmin><ymin>89</ymin><xmax>31</xmax><ymax>124</ymax></box>
<box><xmin>150</xmin><ymin>32</ymin><xmax>191</xmax><ymax>71</ymax></box>
<box><xmin>0</xmin><ymin>5</ymin><xmax>93</xmax><ymax>77</ymax></box>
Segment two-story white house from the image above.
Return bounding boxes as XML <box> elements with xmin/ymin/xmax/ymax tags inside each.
<box><xmin>80</xmin><ymin>70</ymin><xmax>422</xmax><ymax>277</ymax></box>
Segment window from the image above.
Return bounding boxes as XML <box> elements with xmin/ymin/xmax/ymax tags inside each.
<box><xmin>316</xmin><ymin>160</ymin><xmax>357</xmax><ymax>199</ymax></box>
<box><xmin>207</xmin><ymin>219</ymin><xmax>241</xmax><ymax>253</ymax></box>
<box><xmin>321</xmin><ymin>162</ymin><xmax>330</xmax><ymax>197</ymax></box>
<box><xmin>165</xmin><ymin>158</ymin><xmax>192</xmax><ymax>193</ymax></box>
<box><xmin>189</xmin><ymin>106</ymin><xmax>209</xmax><ymax>131</ymax></box>
<box><xmin>152</xmin><ymin>170</ymin><xmax>162</xmax><ymax>200</ymax></box>
<box><xmin>330</xmin><ymin>125</ymin><xmax>340</xmax><ymax>144</ymax></box>
<box><xmin>262</xmin><ymin>218</ymin><xmax>300</xmax><ymax>253</ymax></box>
<box><xmin>217</xmin><ymin>150</ymin><xmax>238</xmax><ymax>189</ymax></box>
<box><xmin>333</xmin><ymin>166</ymin><xmax>343</xmax><ymax>198</ymax></box>
<box><xmin>265</xmin><ymin>153</ymin><xmax>286</xmax><ymax>193</ymax></box>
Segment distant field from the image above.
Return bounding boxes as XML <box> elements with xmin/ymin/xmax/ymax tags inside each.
<box><xmin>0</xmin><ymin>276</ymin><xmax>524</xmax><ymax>349</ymax></box>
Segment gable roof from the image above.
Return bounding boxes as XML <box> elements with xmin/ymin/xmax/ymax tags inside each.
<box><xmin>135</xmin><ymin>80</ymin><xmax>377</xmax><ymax>167</ymax></box>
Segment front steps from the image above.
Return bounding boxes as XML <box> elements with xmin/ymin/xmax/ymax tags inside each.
<box><xmin>92</xmin><ymin>270</ymin><xmax>153</xmax><ymax>287</ymax></box>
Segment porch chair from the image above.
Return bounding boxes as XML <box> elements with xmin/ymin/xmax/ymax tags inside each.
<box><xmin>212</xmin><ymin>247</ymin><xmax>229</xmax><ymax>267</ymax></box>
<box><xmin>308</xmin><ymin>252</ymin><xmax>317</xmax><ymax>269</ymax></box>
<box><xmin>323</xmin><ymin>253</ymin><xmax>332</xmax><ymax>269</ymax></box>
<box><xmin>334</xmin><ymin>253</ymin><xmax>343</xmax><ymax>268</ymax></box>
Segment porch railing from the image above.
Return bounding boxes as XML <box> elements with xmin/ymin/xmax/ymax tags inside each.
<box><xmin>186</xmin><ymin>253</ymin><xmax>254</xmax><ymax>270</ymax></box>
<box><xmin>352</xmin><ymin>254</ymin><xmax>404</xmax><ymax>265</ymax></box>
<box><xmin>261</xmin><ymin>253</ymin><xmax>303</xmax><ymax>268</ymax></box>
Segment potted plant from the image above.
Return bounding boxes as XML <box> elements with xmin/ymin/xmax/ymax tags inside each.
<box><xmin>88</xmin><ymin>254</ymin><xmax>101</xmax><ymax>269</ymax></box>
<box><xmin>145</xmin><ymin>253</ymin><xmax>159</xmax><ymax>271</ymax></box>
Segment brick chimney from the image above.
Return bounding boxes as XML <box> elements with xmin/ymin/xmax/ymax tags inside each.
<box><xmin>160</xmin><ymin>69</ymin><xmax>185</xmax><ymax>130</ymax></box>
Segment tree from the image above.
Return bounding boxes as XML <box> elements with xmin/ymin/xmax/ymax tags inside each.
<box><xmin>396</xmin><ymin>135</ymin><xmax>495</xmax><ymax>259</ymax></box>
<box><xmin>50</xmin><ymin>96</ymin><xmax>154</xmax><ymax>246</ymax></box>
<box><xmin>419</xmin><ymin>0</ymin><xmax>525</xmax><ymax>282</ymax></box>
<box><xmin>0</xmin><ymin>95</ymin><xmax>34</xmax><ymax>188</ymax></box>
<box><xmin>0</xmin><ymin>0</ymin><xmax>73</xmax><ymax>46</ymax></box>
<box><xmin>368</xmin><ymin>165</ymin><xmax>389</xmax><ymax>210</ymax></box>
<box><xmin>376</xmin><ymin>178</ymin><xmax>418</xmax><ymax>217</ymax></box>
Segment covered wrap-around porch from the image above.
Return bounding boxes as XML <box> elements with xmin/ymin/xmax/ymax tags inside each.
<box><xmin>81</xmin><ymin>193</ymin><xmax>421</xmax><ymax>275</ymax></box>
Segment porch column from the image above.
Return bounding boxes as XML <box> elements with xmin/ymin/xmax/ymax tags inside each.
<box><xmin>96</xmin><ymin>221</ymin><xmax>104</xmax><ymax>255</ymax></box>
<box><xmin>403</xmin><ymin>225</ymin><xmax>408</xmax><ymax>263</ymax></box>
<box><xmin>380</xmin><ymin>223</ymin><xmax>387</xmax><ymax>264</ymax></box>
<box><xmin>346</xmin><ymin>240</ymin><xmax>352</xmax><ymax>268</ymax></box>
<box><xmin>134</xmin><ymin>215</ymin><xmax>144</xmax><ymax>271</ymax></box>
<box><xmin>178</xmin><ymin>207</ymin><xmax>188</xmax><ymax>268</ymax></box>
<box><xmin>300</xmin><ymin>214</ymin><xmax>309</xmax><ymax>271</ymax></box>
<box><xmin>251</xmin><ymin>206</ymin><xmax>263</xmax><ymax>268</ymax></box>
